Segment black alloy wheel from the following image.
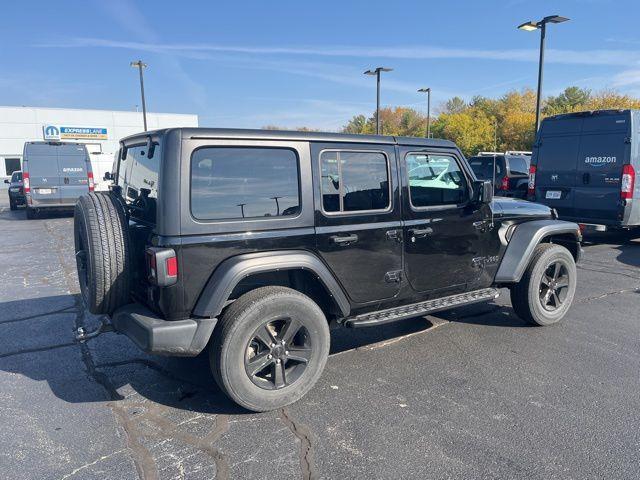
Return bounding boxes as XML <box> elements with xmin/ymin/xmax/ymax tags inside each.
<box><xmin>244</xmin><ymin>317</ymin><xmax>312</xmax><ymax>390</ymax></box>
<box><xmin>538</xmin><ymin>261</ymin><xmax>570</xmax><ymax>311</ymax></box>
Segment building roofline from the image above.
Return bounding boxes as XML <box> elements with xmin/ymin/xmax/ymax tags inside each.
<box><xmin>0</xmin><ymin>105</ymin><xmax>197</xmax><ymax>118</ymax></box>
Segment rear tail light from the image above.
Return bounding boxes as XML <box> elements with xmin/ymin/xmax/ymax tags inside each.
<box><xmin>528</xmin><ymin>165</ymin><xmax>537</xmax><ymax>196</ymax></box>
<box><xmin>621</xmin><ymin>164</ymin><xmax>635</xmax><ymax>200</ymax></box>
<box><xmin>88</xmin><ymin>171</ymin><xmax>95</xmax><ymax>192</ymax></box>
<box><xmin>146</xmin><ymin>247</ymin><xmax>178</xmax><ymax>286</ymax></box>
<box><xmin>23</xmin><ymin>172</ymin><xmax>30</xmax><ymax>194</ymax></box>
<box><xmin>499</xmin><ymin>176</ymin><xmax>510</xmax><ymax>191</ymax></box>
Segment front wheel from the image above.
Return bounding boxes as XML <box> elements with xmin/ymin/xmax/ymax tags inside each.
<box><xmin>210</xmin><ymin>286</ymin><xmax>330</xmax><ymax>412</ymax></box>
<box><xmin>510</xmin><ymin>243</ymin><xmax>577</xmax><ymax>326</ymax></box>
<box><xmin>9</xmin><ymin>198</ymin><xmax>16</xmax><ymax>211</ymax></box>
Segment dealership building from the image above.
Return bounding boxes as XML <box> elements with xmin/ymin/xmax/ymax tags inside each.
<box><xmin>0</xmin><ymin>106</ymin><xmax>198</xmax><ymax>180</ymax></box>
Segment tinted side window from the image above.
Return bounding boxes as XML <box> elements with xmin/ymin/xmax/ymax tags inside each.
<box><xmin>508</xmin><ymin>157</ymin><xmax>530</xmax><ymax>175</ymax></box>
<box><xmin>191</xmin><ymin>147</ymin><xmax>300</xmax><ymax>220</ymax></box>
<box><xmin>320</xmin><ymin>150</ymin><xmax>390</xmax><ymax>213</ymax></box>
<box><xmin>407</xmin><ymin>153</ymin><xmax>468</xmax><ymax>207</ymax></box>
<box><xmin>469</xmin><ymin>156</ymin><xmax>504</xmax><ymax>179</ymax></box>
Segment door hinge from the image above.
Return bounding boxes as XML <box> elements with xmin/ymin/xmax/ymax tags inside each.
<box><xmin>384</xmin><ymin>270</ymin><xmax>402</xmax><ymax>283</ymax></box>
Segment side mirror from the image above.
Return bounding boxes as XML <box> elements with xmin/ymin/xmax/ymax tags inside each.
<box><xmin>473</xmin><ymin>180</ymin><xmax>493</xmax><ymax>205</ymax></box>
<box><xmin>4</xmin><ymin>179</ymin><xmax>9</xmax><ymax>184</ymax></box>
<box><xmin>103</xmin><ymin>172</ymin><xmax>113</xmax><ymax>181</ymax></box>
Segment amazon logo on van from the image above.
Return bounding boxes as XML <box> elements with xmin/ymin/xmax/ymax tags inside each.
<box><xmin>62</xmin><ymin>167</ymin><xmax>84</xmax><ymax>173</ymax></box>
<box><xmin>584</xmin><ymin>156</ymin><xmax>617</xmax><ymax>167</ymax></box>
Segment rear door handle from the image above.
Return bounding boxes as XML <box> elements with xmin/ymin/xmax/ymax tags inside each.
<box><xmin>386</xmin><ymin>229</ymin><xmax>402</xmax><ymax>242</ymax></box>
<box><xmin>331</xmin><ymin>234</ymin><xmax>358</xmax><ymax>245</ymax></box>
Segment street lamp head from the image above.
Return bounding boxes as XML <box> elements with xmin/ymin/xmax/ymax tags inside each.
<box><xmin>545</xmin><ymin>15</ymin><xmax>570</xmax><ymax>24</ymax></box>
<box><xmin>130</xmin><ymin>60</ymin><xmax>147</xmax><ymax>68</ymax></box>
<box><xmin>364</xmin><ymin>67</ymin><xmax>393</xmax><ymax>75</ymax></box>
<box><xmin>518</xmin><ymin>15</ymin><xmax>569</xmax><ymax>31</ymax></box>
<box><xmin>517</xmin><ymin>21</ymin><xmax>539</xmax><ymax>31</ymax></box>
<box><xmin>418</xmin><ymin>88</ymin><xmax>431</xmax><ymax>93</ymax></box>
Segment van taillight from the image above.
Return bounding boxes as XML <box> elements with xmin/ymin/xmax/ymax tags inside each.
<box><xmin>88</xmin><ymin>171</ymin><xmax>95</xmax><ymax>191</ymax></box>
<box><xmin>146</xmin><ymin>247</ymin><xmax>178</xmax><ymax>287</ymax></box>
<box><xmin>621</xmin><ymin>164</ymin><xmax>635</xmax><ymax>200</ymax></box>
<box><xmin>528</xmin><ymin>165</ymin><xmax>537</xmax><ymax>196</ymax></box>
<box><xmin>23</xmin><ymin>172</ymin><xmax>30</xmax><ymax>194</ymax></box>
<box><xmin>500</xmin><ymin>176</ymin><xmax>510</xmax><ymax>191</ymax></box>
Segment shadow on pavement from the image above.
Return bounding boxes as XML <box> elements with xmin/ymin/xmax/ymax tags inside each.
<box><xmin>614</xmin><ymin>243</ymin><xmax>640</xmax><ymax>269</ymax></box>
<box><xmin>0</xmin><ymin>294</ymin><xmax>450</xmax><ymax>415</ymax></box>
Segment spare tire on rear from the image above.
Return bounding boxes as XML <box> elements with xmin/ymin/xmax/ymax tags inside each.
<box><xmin>74</xmin><ymin>192</ymin><xmax>131</xmax><ymax>315</ymax></box>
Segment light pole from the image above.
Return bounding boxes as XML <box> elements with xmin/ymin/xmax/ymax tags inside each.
<box><xmin>518</xmin><ymin>15</ymin><xmax>569</xmax><ymax>133</ymax></box>
<box><xmin>418</xmin><ymin>88</ymin><xmax>431</xmax><ymax>138</ymax></box>
<box><xmin>364</xmin><ymin>67</ymin><xmax>393</xmax><ymax>134</ymax></box>
<box><xmin>130</xmin><ymin>60</ymin><xmax>148</xmax><ymax>131</ymax></box>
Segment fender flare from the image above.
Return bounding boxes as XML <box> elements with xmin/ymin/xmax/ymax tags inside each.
<box><xmin>494</xmin><ymin>220</ymin><xmax>581</xmax><ymax>283</ymax></box>
<box><xmin>192</xmin><ymin>250</ymin><xmax>351</xmax><ymax>318</ymax></box>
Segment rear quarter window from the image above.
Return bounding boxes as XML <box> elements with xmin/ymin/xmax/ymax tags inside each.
<box><xmin>190</xmin><ymin>147</ymin><xmax>300</xmax><ymax>221</ymax></box>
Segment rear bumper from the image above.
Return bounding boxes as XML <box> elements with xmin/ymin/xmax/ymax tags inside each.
<box><xmin>111</xmin><ymin>303</ymin><xmax>217</xmax><ymax>356</ymax></box>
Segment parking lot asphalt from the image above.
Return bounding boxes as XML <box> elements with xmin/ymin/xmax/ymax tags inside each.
<box><xmin>0</xmin><ymin>198</ymin><xmax>639</xmax><ymax>480</ymax></box>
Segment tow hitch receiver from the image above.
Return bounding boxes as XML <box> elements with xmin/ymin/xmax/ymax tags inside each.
<box><xmin>74</xmin><ymin>319</ymin><xmax>114</xmax><ymax>343</ymax></box>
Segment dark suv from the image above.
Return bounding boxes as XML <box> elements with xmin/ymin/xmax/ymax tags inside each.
<box><xmin>469</xmin><ymin>152</ymin><xmax>531</xmax><ymax>199</ymax></box>
<box><xmin>5</xmin><ymin>171</ymin><xmax>25</xmax><ymax>210</ymax></box>
<box><xmin>74</xmin><ymin>129</ymin><xmax>581</xmax><ymax>411</ymax></box>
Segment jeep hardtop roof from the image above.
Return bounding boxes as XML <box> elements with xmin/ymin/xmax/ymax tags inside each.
<box><xmin>120</xmin><ymin>127</ymin><xmax>457</xmax><ymax>149</ymax></box>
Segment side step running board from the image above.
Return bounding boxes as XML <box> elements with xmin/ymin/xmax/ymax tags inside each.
<box><xmin>344</xmin><ymin>288</ymin><xmax>500</xmax><ymax>328</ymax></box>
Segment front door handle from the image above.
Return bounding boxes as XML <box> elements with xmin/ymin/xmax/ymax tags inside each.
<box><xmin>409</xmin><ymin>227</ymin><xmax>433</xmax><ymax>243</ymax></box>
<box><xmin>331</xmin><ymin>234</ymin><xmax>358</xmax><ymax>245</ymax></box>
<box><xmin>409</xmin><ymin>227</ymin><xmax>433</xmax><ymax>239</ymax></box>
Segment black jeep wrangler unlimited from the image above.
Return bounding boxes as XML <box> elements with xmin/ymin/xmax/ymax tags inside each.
<box><xmin>74</xmin><ymin>128</ymin><xmax>582</xmax><ymax>412</ymax></box>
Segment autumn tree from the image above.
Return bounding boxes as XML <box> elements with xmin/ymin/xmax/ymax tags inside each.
<box><xmin>431</xmin><ymin>109</ymin><xmax>495</xmax><ymax>157</ymax></box>
<box><xmin>342</xmin><ymin>107</ymin><xmax>428</xmax><ymax>137</ymax></box>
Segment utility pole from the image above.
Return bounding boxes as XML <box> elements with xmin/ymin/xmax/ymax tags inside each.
<box><xmin>518</xmin><ymin>15</ymin><xmax>570</xmax><ymax>133</ymax></box>
<box><xmin>130</xmin><ymin>60</ymin><xmax>148</xmax><ymax>131</ymax></box>
<box><xmin>418</xmin><ymin>88</ymin><xmax>431</xmax><ymax>138</ymax></box>
<box><xmin>364</xmin><ymin>67</ymin><xmax>393</xmax><ymax>134</ymax></box>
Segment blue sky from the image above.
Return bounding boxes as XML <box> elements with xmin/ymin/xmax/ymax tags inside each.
<box><xmin>1</xmin><ymin>0</ymin><xmax>639</xmax><ymax>130</ymax></box>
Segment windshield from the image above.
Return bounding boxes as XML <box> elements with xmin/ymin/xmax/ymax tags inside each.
<box><xmin>116</xmin><ymin>140</ymin><xmax>161</xmax><ymax>223</ymax></box>
<box><xmin>469</xmin><ymin>156</ymin><xmax>504</xmax><ymax>180</ymax></box>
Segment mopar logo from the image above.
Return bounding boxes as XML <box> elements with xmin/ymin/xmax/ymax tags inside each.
<box><xmin>585</xmin><ymin>156</ymin><xmax>617</xmax><ymax>167</ymax></box>
<box><xmin>43</xmin><ymin>125</ymin><xmax>60</xmax><ymax>140</ymax></box>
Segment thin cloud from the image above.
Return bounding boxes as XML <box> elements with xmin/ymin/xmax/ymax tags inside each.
<box><xmin>39</xmin><ymin>37</ymin><xmax>640</xmax><ymax>66</ymax></box>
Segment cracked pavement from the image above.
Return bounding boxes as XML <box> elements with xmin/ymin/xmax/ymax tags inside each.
<box><xmin>0</xmin><ymin>197</ymin><xmax>639</xmax><ymax>479</ymax></box>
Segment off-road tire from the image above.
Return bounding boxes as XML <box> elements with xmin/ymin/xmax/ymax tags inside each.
<box><xmin>9</xmin><ymin>198</ymin><xmax>16</xmax><ymax>211</ymax></box>
<box><xmin>26</xmin><ymin>207</ymin><xmax>37</xmax><ymax>219</ymax></box>
<box><xmin>74</xmin><ymin>192</ymin><xmax>131</xmax><ymax>315</ymax></box>
<box><xmin>510</xmin><ymin>243</ymin><xmax>577</xmax><ymax>326</ymax></box>
<box><xmin>210</xmin><ymin>286</ymin><xmax>330</xmax><ymax>412</ymax></box>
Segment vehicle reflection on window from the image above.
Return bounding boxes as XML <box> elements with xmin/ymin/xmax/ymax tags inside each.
<box><xmin>406</xmin><ymin>153</ymin><xmax>468</xmax><ymax>207</ymax></box>
<box><xmin>118</xmin><ymin>142</ymin><xmax>161</xmax><ymax>223</ymax></box>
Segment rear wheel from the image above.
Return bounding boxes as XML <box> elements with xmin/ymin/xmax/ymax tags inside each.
<box><xmin>510</xmin><ymin>243</ymin><xmax>577</xmax><ymax>326</ymax></box>
<box><xmin>74</xmin><ymin>192</ymin><xmax>131</xmax><ymax>315</ymax></box>
<box><xmin>25</xmin><ymin>207</ymin><xmax>37</xmax><ymax>219</ymax></box>
<box><xmin>210</xmin><ymin>286</ymin><xmax>330</xmax><ymax>412</ymax></box>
